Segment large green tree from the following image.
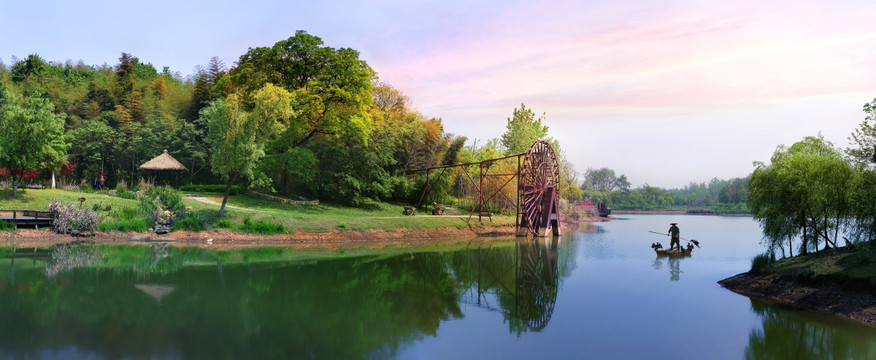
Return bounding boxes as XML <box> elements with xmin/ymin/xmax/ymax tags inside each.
<box><xmin>0</xmin><ymin>86</ymin><xmax>69</xmax><ymax>194</ymax></box>
<box><xmin>203</xmin><ymin>85</ymin><xmax>292</xmax><ymax>216</ymax></box>
<box><xmin>749</xmin><ymin>135</ymin><xmax>855</xmax><ymax>256</ymax></box>
<box><xmin>230</xmin><ymin>31</ymin><xmax>376</xmax><ymax>201</ymax></box>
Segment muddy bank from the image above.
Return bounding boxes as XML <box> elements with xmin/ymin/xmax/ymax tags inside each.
<box><xmin>0</xmin><ymin>225</ymin><xmax>518</xmax><ymax>249</ymax></box>
<box><xmin>0</xmin><ymin>215</ymin><xmax>608</xmax><ymax>250</ymax></box>
<box><xmin>719</xmin><ymin>272</ymin><xmax>876</xmax><ymax>325</ymax></box>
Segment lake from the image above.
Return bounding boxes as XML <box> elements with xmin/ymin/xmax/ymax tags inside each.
<box><xmin>0</xmin><ymin>214</ymin><xmax>874</xmax><ymax>359</ymax></box>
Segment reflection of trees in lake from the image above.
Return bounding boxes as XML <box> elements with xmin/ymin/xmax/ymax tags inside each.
<box><xmin>746</xmin><ymin>299</ymin><xmax>876</xmax><ymax>359</ymax></box>
<box><xmin>446</xmin><ymin>237</ymin><xmax>568</xmax><ymax>335</ymax></box>
<box><xmin>0</xmin><ymin>239</ymin><xmax>575</xmax><ymax>358</ymax></box>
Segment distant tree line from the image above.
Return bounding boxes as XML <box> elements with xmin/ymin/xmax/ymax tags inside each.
<box><xmin>579</xmin><ymin>167</ymin><xmax>749</xmax><ymax>212</ymax></box>
<box><xmin>0</xmin><ymin>30</ymin><xmax>580</xmax><ymax>210</ymax></box>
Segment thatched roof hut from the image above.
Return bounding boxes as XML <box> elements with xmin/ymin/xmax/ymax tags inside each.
<box><xmin>140</xmin><ymin>149</ymin><xmax>188</xmax><ymax>171</ymax></box>
<box><xmin>140</xmin><ymin>149</ymin><xmax>188</xmax><ymax>186</ymax></box>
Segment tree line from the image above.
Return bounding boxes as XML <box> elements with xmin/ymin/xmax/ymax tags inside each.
<box><xmin>579</xmin><ymin>167</ymin><xmax>750</xmax><ymax>212</ymax></box>
<box><xmin>0</xmin><ymin>30</ymin><xmax>579</xmax><ymax>211</ymax></box>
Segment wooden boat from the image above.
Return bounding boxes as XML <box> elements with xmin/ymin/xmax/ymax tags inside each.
<box><xmin>654</xmin><ymin>247</ymin><xmax>692</xmax><ymax>257</ymax></box>
<box><xmin>650</xmin><ymin>242</ymin><xmax>694</xmax><ymax>257</ymax></box>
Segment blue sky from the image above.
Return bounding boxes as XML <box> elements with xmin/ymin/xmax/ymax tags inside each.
<box><xmin>2</xmin><ymin>0</ymin><xmax>875</xmax><ymax>188</ymax></box>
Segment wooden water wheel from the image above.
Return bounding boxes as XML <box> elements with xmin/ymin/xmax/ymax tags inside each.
<box><xmin>518</xmin><ymin>140</ymin><xmax>561</xmax><ymax>237</ymax></box>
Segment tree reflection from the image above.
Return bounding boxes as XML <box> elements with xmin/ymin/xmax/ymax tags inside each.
<box><xmin>745</xmin><ymin>299</ymin><xmax>876</xmax><ymax>359</ymax></box>
<box><xmin>0</xmin><ymin>238</ymin><xmax>574</xmax><ymax>358</ymax></box>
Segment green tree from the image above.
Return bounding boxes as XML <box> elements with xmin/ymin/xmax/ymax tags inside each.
<box><xmin>203</xmin><ymin>85</ymin><xmax>291</xmax><ymax>216</ymax></box>
<box><xmin>230</xmin><ymin>30</ymin><xmax>374</xmax><ymax>149</ymax></box>
<box><xmin>749</xmin><ymin>135</ymin><xmax>855</xmax><ymax>256</ymax></box>
<box><xmin>500</xmin><ymin>103</ymin><xmax>549</xmax><ymax>154</ymax></box>
<box><xmin>846</xmin><ymin>98</ymin><xmax>876</xmax><ymax>168</ymax></box>
<box><xmin>582</xmin><ymin>167</ymin><xmax>630</xmax><ymax>192</ymax></box>
<box><xmin>67</xmin><ymin>116</ymin><xmax>123</xmax><ymax>183</ymax></box>
<box><xmin>0</xmin><ymin>86</ymin><xmax>69</xmax><ymax>194</ymax></box>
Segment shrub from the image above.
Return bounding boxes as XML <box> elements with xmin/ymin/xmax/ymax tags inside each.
<box><xmin>174</xmin><ymin>212</ymin><xmax>204</xmax><ymax>231</ymax></box>
<box><xmin>216</xmin><ymin>219</ymin><xmax>233</xmax><ymax>229</ymax></box>
<box><xmin>116</xmin><ymin>182</ymin><xmax>136</xmax><ymax>200</ymax></box>
<box><xmin>239</xmin><ymin>216</ymin><xmax>285</xmax><ymax>235</ymax></box>
<box><xmin>750</xmin><ymin>252</ymin><xmax>773</xmax><ymax>274</ymax></box>
<box><xmin>154</xmin><ymin>186</ymin><xmax>185</xmax><ymax>213</ymax></box>
<box><xmin>48</xmin><ymin>200</ymin><xmax>101</xmax><ymax>235</ymax></box>
<box><xmin>0</xmin><ymin>220</ymin><xmax>12</xmax><ymax>232</ymax></box>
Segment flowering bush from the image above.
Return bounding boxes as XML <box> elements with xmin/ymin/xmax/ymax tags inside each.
<box><xmin>48</xmin><ymin>200</ymin><xmax>101</xmax><ymax>235</ymax></box>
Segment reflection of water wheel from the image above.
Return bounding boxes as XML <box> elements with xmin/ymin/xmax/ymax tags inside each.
<box><xmin>516</xmin><ymin>238</ymin><xmax>559</xmax><ymax>331</ymax></box>
<box><xmin>518</xmin><ymin>140</ymin><xmax>561</xmax><ymax>237</ymax></box>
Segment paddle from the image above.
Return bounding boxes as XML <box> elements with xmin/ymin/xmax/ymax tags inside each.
<box><xmin>648</xmin><ymin>230</ymin><xmax>700</xmax><ymax>247</ymax></box>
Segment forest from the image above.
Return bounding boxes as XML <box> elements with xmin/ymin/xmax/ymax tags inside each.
<box><xmin>0</xmin><ymin>30</ymin><xmax>579</xmax><ymax>212</ymax></box>
<box><xmin>579</xmin><ymin>167</ymin><xmax>750</xmax><ymax>213</ymax></box>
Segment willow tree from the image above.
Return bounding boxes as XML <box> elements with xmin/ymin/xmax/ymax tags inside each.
<box><xmin>203</xmin><ymin>84</ymin><xmax>294</xmax><ymax>216</ymax></box>
<box><xmin>749</xmin><ymin>135</ymin><xmax>855</xmax><ymax>256</ymax></box>
<box><xmin>0</xmin><ymin>86</ymin><xmax>69</xmax><ymax>195</ymax></box>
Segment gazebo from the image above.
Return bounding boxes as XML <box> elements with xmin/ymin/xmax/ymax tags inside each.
<box><xmin>139</xmin><ymin>149</ymin><xmax>188</xmax><ymax>187</ymax></box>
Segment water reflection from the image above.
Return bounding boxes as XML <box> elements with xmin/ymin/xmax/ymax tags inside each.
<box><xmin>651</xmin><ymin>256</ymin><xmax>684</xmax><ymax>281</ymax></box>
<box><xmin>0</xmin><ymin>238</ymin><xmax>570</xmax><ymax>359</ymax></box>
<box><xmin>447</xmin><ymin>238</ymin><xmax>562</xmax><ymax>334</ymax></box>
<box><xmin>746</xmin><ymin>299</ymin><xmax>876</xmax><ymax>359</ymax></box>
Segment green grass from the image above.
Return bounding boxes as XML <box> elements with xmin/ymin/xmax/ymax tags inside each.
<box><xmin>758</xmin><ymin>243</ymin><xmax>876</xmax><ymax>286</ymax></box>
<box><xmin>1</xmin><ymin>188</ymin><xmax>515</xmax><ymax>235</ymax></box>
<box><xmin>208</xmin><ymin>194</ymin><xmax>515</xmax><ymax>233</ymax></box>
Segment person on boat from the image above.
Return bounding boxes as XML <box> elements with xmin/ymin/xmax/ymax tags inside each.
<box><xmin>668</xmin><ymin>222</ymin><xmax>680</xmax><ymax>250</ymax></box>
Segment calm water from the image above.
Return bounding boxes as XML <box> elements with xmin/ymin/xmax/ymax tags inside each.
<box><xmin>1</xmin><ymin>215</ymin><xmax>875</xmax><ymax>359</ymax></box>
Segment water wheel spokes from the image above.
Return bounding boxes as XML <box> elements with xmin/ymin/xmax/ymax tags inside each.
<box><xmin>518</xmin><ymin>140</ymin><xmax>561</xmax><ymax>237</ymax></box>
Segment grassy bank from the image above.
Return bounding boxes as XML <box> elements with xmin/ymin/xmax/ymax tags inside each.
<box><xmin>751</xmin><ymin>243</ymin><xmax>876</xmax><ymax>289</ymax></box>
<box><xmin>0</xmin><ymin>188</ymin><xmax>516</xmax><ymax>235</ymax></box>
<box><xmin>720</xmin><ymin>243</ymin><xmax>876</xmax><ymax>324</ymax></box>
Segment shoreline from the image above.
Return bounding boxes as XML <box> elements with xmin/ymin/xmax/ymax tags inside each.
<box><xmin>0</xmin><ymin>216</ymin><xmax>609</xmax><ymax>250</ymax></box>
<box><xmin>718</xmin><ymin>272</ymin><xmax>876</xmax><ymax>326</ymax></box>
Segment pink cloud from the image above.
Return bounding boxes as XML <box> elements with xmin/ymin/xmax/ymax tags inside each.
<box><xmin>374</xmin><ymin>0</ymin><xmax>876</xmax><ymax>121</ymax></box>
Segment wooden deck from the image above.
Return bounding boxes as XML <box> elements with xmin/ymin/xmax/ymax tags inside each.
<box><xmin>0</xmin><ymin>210</ymin><xmax>53</xmax><ymax>229</ymax></box>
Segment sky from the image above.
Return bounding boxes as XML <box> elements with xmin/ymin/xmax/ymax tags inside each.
<box><xmin>2</xmin><ymin>0</ymin><xmax>875</xmax><ymax>188</ymax></box>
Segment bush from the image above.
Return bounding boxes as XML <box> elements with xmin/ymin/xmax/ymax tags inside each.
<box><xmin>239</xmin><ymin>216</ymin><xmax>285</xmax><ymax>235</ymax></box>
<box><xmin>750</xmin><ymin>252</ymin><xmax>773</xmax><ymax>274</ymax></box>
<box><xmin>154</xmin><ymin>186</ymin><xmax>185</xmax><ymax>213</ymax></box>
<box><xmin>0</xmin><ymin>220</ymin><xmax>12</xmax><ymax>232</ymax></box>
<box><xmin>174</xmin><ymin>212</ymin><xmax>204</xmax><ymax>231</ymax></box>
<box><xmin>216</xmin><ymin>219</ymin><xmax>233</xmax><ymax>229</ymax></box>
<box><xmin>48</xmin><ymin>200</ymin><xmax>101</xmax><ymax>235</ymax></box>
<box><xmin>116</xmin><ymin>183</ymin><xmax>136</xmax><ymax>200</ymax></box>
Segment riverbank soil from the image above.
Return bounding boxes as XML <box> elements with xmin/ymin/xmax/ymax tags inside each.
<box><xmin>719</xmin><ymin>246</ymin><xmax>876</xmax><ymax>325</ymax></box>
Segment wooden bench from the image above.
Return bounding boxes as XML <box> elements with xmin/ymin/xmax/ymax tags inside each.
<box><xmin>403</xmin><ymin>206</ymin><xmax>417</xmax><ymax>215</ymax></box>
<box><xmin>478</xmin><ymin>212</ymin><xmax>492</xmax><ymax>221</ymax></box>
